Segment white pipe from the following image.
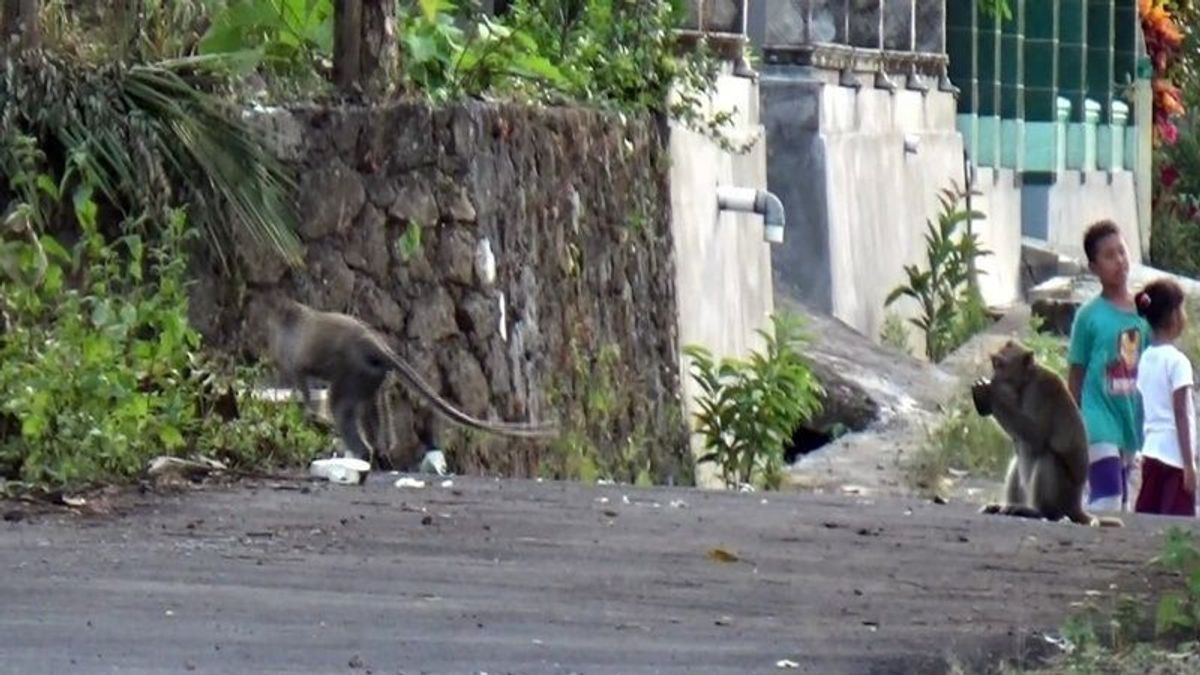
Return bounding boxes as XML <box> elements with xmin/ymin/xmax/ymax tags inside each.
<box><xmin>716</xmin><ymin>185</ymin><xmax>787</xmax><ymax>244</ymax></box>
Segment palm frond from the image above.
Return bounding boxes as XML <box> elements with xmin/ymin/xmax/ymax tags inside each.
<box><xmin>0</xmin><ymin>51</ymin><xmax>303</xmax><ymax>268</ymax></box>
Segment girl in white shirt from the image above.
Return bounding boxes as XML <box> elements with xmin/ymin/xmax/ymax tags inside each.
<box><xmin>1134</xmin><ymin>278</ymin><xmax>1196</xmax><ymax>517</ymax></box>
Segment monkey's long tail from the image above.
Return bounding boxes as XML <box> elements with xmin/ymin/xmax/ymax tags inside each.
<box><xmin>384</xmin><ymin>348</ymin><xmax>560</xmax><ymax>439</ymax></box>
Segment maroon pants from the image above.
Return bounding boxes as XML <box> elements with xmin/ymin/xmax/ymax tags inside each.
<box><xmin>1135</xmin><ymin>456</ymin><xmax>1197</xmax><ymax>517</ymax></box>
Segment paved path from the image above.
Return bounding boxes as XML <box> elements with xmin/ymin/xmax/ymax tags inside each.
<box><xmin>0</xmin><ymin>475</ymin><xmax>1184</xmax><ymax>675</ymax></box>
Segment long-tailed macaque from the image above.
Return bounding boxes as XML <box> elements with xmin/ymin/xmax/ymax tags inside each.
<box><xmin>971</xmin><ymin>340</ymin><xmax>1123</xmax><ymax>527</ymax></box>
<box><xmin>265</xmin><ymin>298</ymin><xmax>558</xmax><ymax>464</ymax></box>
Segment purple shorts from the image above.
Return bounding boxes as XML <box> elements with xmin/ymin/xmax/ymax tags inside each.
<box><xmin>1087</xmin><ymin>455</ymin><xmax>1130</xmax><ymax>509</ymax></box>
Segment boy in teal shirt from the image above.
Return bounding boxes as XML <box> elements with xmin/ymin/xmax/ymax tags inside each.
<box><xmin>1068</xmin><ymin>220</ymin><xmax>1151</xmax><ymax>512</ymax></box>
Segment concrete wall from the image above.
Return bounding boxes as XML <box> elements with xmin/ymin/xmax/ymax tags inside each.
<box><xmin>763</xmin><ymin>68</ymin><xmax>1021</xmax><ymax>344</ymax></box>
<box><xmin>669</xmin><ymin>71</ymin><xmax>775</xmax><ymax>487</ymax></box>
<box><xmin>970</xmin><ymin>168</ymin><xmax>1023</xmax><ymax>307</ymax></box>
<box><xmin>1022</xmin><ymin>171</ymin><xmax>1142</xmax><ymax>263</ymax></box>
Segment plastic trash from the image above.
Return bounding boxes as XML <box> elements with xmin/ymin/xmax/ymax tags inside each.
<box><xmin>419</xmin><ymin>449</ymin><xmax>448</xmax><ymax>476</ymax></box>
<box><xmin>309</xmin><ymin>457</ymin><xmax>370</xmax><ymax>485</ymax></box>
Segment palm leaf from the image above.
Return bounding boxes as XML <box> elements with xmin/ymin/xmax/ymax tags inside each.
<box><xmin>0</xmin><ymin>51</ymin><xmax>303</xmax><ymax>269</ymax></box>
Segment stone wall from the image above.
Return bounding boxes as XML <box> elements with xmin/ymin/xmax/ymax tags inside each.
<box><xmin>189</xmin><ymin>101</ymin><xmax>691</xmax><ymax>484</ymax></box>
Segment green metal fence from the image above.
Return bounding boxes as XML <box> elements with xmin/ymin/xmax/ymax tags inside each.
<box><xmin>947</xmin><ymin>0</ymin><xmax>1147</xmax><ymax>175</ymax></box>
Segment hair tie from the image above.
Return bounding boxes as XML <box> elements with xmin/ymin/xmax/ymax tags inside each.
<box><xmin>1137</xmin><ymin>292</ymin><xmax>1151</xmax><ymax>309</ymax></box>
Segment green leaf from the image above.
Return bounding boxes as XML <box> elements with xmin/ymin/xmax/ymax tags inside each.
<box><xmin>1156</xmin><ymin>592</ymin><xmax>1191</xmax><ymax>635</ymax></box>
<box><xmin>35</xmin><ymin>174</ymin><xmax>59</xmax><ymax>201</ymax></box>
<box><xmin>73</xmin><ymin>186</ymin><xmax>98</xmax><ymax>230</ymax></box>
<box><xmin>158</xmin><ymin>425</ymin><xmax>186</xmax><ymax>450</ymax></box>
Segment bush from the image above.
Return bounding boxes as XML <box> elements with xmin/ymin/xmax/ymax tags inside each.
<box><xmin>683</xmin><ymin>313</ymin><xmax>825</xmax><ymax>490</ymax></box>
<box><xmin>195</xmin><ymin>0</ymin><xmax>744</xmax><ymax>148</ymax></box>
<box><xmin>0</xmin><ymin>135</ymin><xmax>328</xmax><ymax>489</ymax></box>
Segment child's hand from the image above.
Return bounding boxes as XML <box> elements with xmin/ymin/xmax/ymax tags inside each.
<box><xmin>1185</xmin><ymin>465</ymin><xmax>1197</xmax><ymax>496</ymax></box>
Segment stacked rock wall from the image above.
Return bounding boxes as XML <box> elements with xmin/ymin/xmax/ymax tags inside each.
<box><xmin>188</xmin><ymin>101</ymin><xmax>691</xmax><ymax>484</ymax></box>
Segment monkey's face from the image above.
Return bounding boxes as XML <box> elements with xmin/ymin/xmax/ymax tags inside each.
<box><xmin>989</xmin><ymin>340</ymin><xmax>1034</xmax><ymax>387</ymax></box>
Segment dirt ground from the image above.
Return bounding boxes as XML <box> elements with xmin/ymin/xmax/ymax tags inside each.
<box><xmin>0</xmin><ymin>473</ymin><xmax>1186</xmax><ymax>675</ymax></box>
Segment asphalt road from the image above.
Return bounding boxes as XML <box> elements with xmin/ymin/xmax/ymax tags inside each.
<box><xmin>0</xmin><ymin>475</ymin><xmax>1187</xmax><ymax>675</ymax></box>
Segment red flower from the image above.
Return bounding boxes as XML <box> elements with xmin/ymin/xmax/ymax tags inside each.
<box><xmin>1156</xmin><ymin>120</ymin><xmax>1179</xmax><ymax>144</ymax></box>
<box><xmin>1162</xmin><ymin>164</ymin><xmax>1181</xmax><ymax>189</ymax></box>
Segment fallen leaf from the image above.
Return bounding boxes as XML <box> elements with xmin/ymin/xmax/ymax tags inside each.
<box><xmin>707</xmin><ymin>547</ymin><xmax>739</xmax><ymax>563</ymax></box>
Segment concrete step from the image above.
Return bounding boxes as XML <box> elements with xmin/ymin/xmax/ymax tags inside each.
<box><xmin>1020</xmin><ymin>236</ymin><xmax>1085</xmax><ymax>297</ymax></box>
<box><xmin>1025</xmin><ymin>259</ymin><xmax>1200</xmax><ymax>336</ymax></box>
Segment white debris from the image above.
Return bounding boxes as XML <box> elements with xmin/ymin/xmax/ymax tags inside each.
<box><xmin>474</xmin><ymin>238</ymin><xmax>497</xmax><ymax>286</ymax></box>
<box><xmin>309</xmin><ymin>457</ymin><xmax>369</xmax><ymax>485</ymax></box>
<box><xmin>394</xmin><ymin>477</ymin><xmax>427</xmax><ymax>489</ymax></box>
<box><xmin>419</xmin><ymin>449</ymin><xmax>448</xmax><ymax>476</ymax></box>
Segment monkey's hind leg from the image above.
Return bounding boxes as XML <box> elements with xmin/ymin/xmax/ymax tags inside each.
<box><xmin>329</xmin><ymin>378</ymin><xmax>376</xmax><ymax>462</ymax></box>
<box><xmin>981</xmin><ymin>456</ymin><xmax>1036</xmax><ymax>517</ymax></box>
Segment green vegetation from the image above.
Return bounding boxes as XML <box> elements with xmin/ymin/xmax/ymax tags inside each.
<box><xmin>992</xmin><ymin>527</ymin><xmax>1200</xmax><ymax>675</ymax></box>
<box><xmin>683</xmin><ymin>313</ymin><xmax>825</xmax><ymax>491</ymax></box>
<box><xmin>1147</xmin><ymin>1</ymin><xmax>1200</xmax><ymax>278</ymax></box>
<box><xmin>543</xmin><ymin>341</ymin><xmax>663</xmax><ymax>486</ymax></box>
<box><xmin>0</xmin><ymin>137</ymin><xmax>327</xmax><ymax>487</ymax></box>
<box><xmin>0</xmin><ymin>52</ymin><xmax>304</xmax><ymax>269</ymax></box>
<box><xmin>885</xmin><ymin>182</ymin><xmax>993</xmax><ymax>363</ymax></box>
<box><xmin>191</xmin><ymin>0</ymin><xmax>743</xmax><ymax>146</ymax></box>
<box><xmin>879</xmin><ymin>311</ymin><xmax>913</xmax><ymax>355</ymax></box>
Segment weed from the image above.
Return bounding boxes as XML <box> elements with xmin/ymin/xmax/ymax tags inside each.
<box><xmin>886</xmin><ymin>181</ymin><xmax>993</xmax><ymax>363</ymax></box>
<box><xmin>997</xmin><ymin>527</ymin><xmax>1200</xmax><ymax>674</ymax></box>
<box><xmin>683</xmin><ymin>312</ymin><xmax>825</xmax><ymax>490</ymax></box>
<box><xmin>905</xmin><ymin>394</ymin><xmax>1011</xmax><ymax>496</ymax></box>
<box><xmin>879</xmin><ymin>311</ymin><xmax>912</xmax><ymax>355</ymax></box>
<box><xmin>1025</xmin><ymin>314</ymin><xmax>1070</xmax><ymax>379</ymax></box>
<box><xmin>396</xmin><ymin>221</ymin><xmax>424</xmax><ymax>262</ymax></box>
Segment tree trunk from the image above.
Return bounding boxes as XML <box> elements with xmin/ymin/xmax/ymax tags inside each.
<box><xmin>333</xmin><ymin>0</ymin><xmax>363</xmax><ymax>94</ymax></box>
<box><xmin>359</xmin><ymin>0</ymin><xmax>396</xmax><ymax>97</ymax></box>
<box><xmin>3</xmin><ymin>0</ymin><xmax>40</xmax><ymax>52</ymax></box>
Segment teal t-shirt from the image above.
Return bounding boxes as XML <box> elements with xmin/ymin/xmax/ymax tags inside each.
<box><xmin>1067</xmin><ymin>296</ymin><xmax>1151</xmax><ymax>453</ymax></box>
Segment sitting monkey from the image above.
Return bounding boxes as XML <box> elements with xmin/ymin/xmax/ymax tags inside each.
<box><xmin>971</xmin><ymin>340</ymin><xmax>1123</xmax><ymax>527</ymax></box>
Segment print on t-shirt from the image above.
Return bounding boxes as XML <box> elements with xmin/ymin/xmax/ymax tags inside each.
<box><xmin>1106</xmin><ymin>327</ymin><xmax>1143</xmax><ymax>396</ymax></box>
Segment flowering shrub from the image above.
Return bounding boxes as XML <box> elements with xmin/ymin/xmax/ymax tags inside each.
<box><xmin>1141</xmin><ymin>0</ymin><xmax>1186</xmax><ymax>144</ymax></box>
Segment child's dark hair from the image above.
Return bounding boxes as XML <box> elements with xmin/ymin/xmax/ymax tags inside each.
<box><xmin>1136</xmin><ymin>278</ymin><xmax>1185</xmax><ymax>331</ymax></box>
<box><xmin>1083</xmin><ymin>219</ymin><xmax>1121</xmax><ymax>263</ymax></box>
